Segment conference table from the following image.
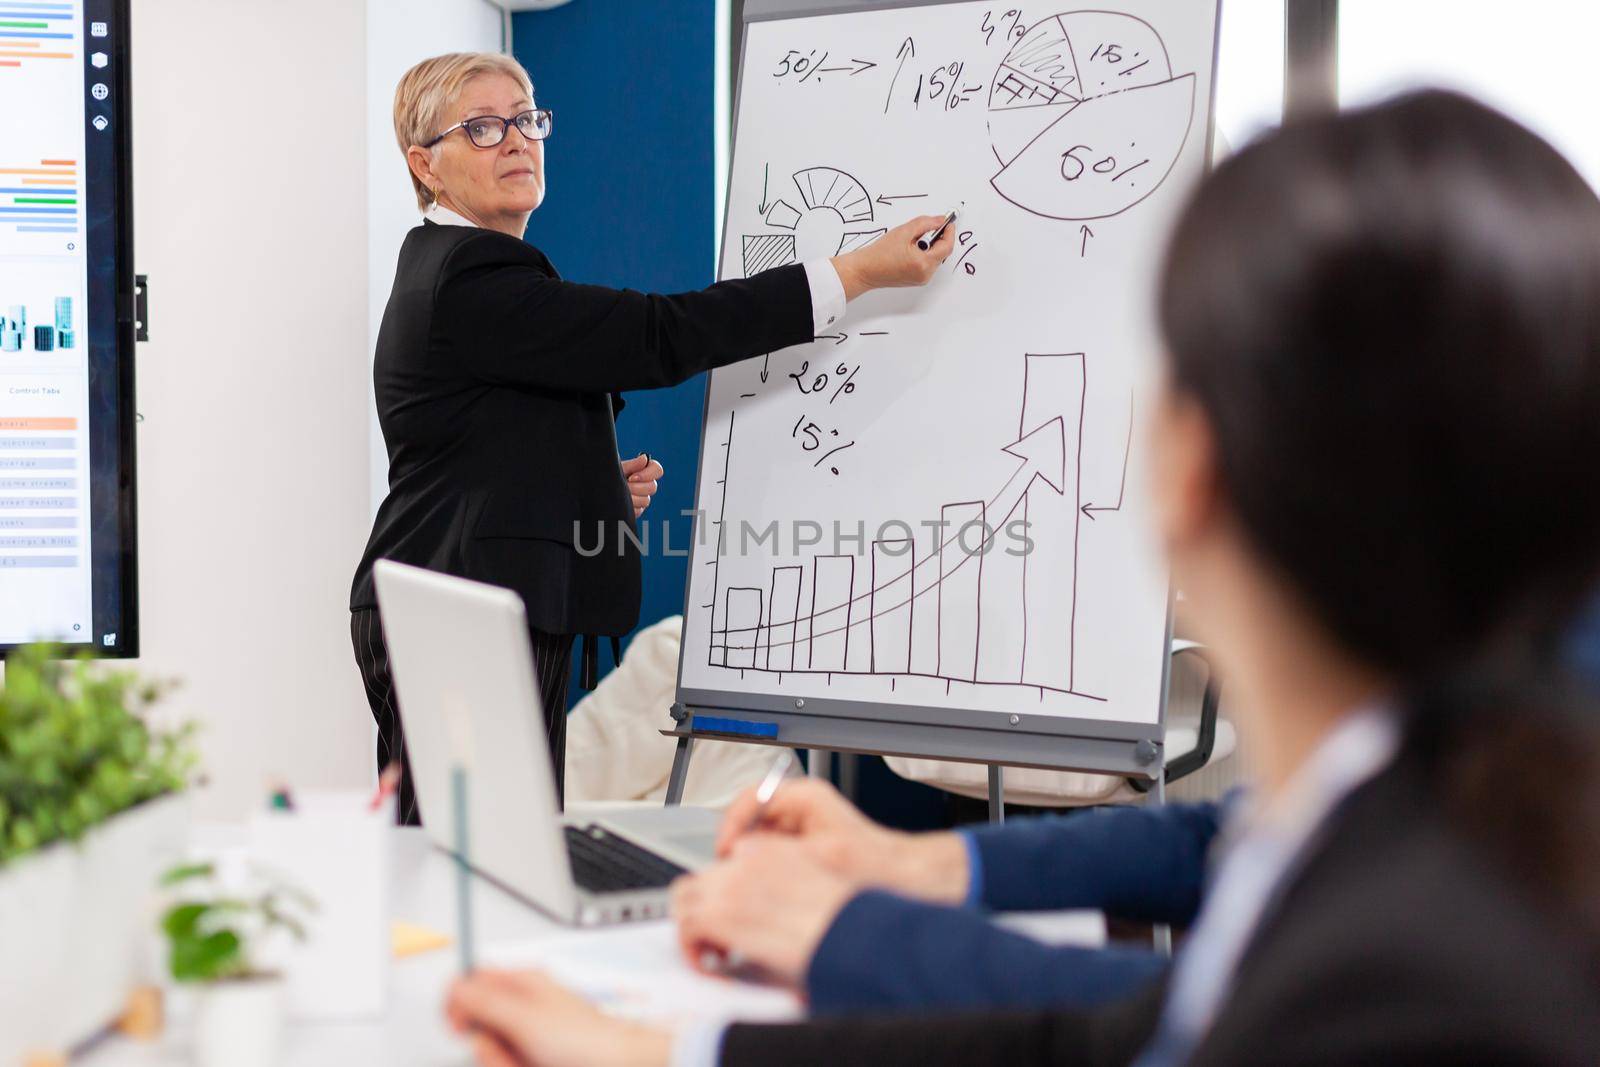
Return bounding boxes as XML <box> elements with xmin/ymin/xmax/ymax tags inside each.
<box><xmin>81</xmin><ymin>817</ymin><xmax>1104</xmax><ymax>1067</ymax></box>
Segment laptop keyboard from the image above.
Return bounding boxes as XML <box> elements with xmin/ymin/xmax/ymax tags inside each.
<box><xmin>564</xmin><ymin>824</ymin><xmax>687</xmax><ymax>894</ymax></box>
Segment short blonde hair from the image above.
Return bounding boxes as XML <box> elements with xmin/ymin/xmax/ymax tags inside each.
<box><xmin>393</xmin><ymin>52</ymin><xmax>534</xmax><ymax>210</ymax></box>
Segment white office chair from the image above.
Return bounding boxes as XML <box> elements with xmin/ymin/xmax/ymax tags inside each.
<box><xmin>564</xmin><ymin>615</ymin><xmax>800</xmax><ymax>807</ymax></box>
<box><xmin>882</xmin><ymin>644</ymin><xmax>1239</xmax><ymax>807</ymax></box>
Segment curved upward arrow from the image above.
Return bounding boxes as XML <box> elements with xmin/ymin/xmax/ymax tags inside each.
<box><xmin>737</xmin><ymin>414</ymin><xmax>1068</xmax><ymax>653</ymax></box>
<box><xmin>961</xmin><ymin>415</ymin><xmax>1069</xmax><ymax>544</ymax></box>
<box><xmin>1001</xmin><ymin>416</ymin><xmax>1068</xmax><ymax>496</ymax></box>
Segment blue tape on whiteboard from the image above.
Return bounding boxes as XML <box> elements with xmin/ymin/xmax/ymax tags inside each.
<box><xmin>693</xmin><ymin>716</ymin><xmax>779</xmax><ymax>739</ymax></box>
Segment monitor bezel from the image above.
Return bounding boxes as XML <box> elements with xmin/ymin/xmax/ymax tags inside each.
<box><xmin>0</xmin><ymin>0</ymin><xmax>139</xmax><ymax>659</ymax></box>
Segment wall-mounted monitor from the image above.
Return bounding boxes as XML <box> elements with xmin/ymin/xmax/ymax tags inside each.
<box><xmin>0</xmin><ymin>0</ymin><xmax>137</xmax><ymax>656</ymax></box>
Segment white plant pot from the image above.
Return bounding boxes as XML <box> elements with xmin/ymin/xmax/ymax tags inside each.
<box><xmin>191</xmin><ymin>976</ymin><xmax>285</xmax><ymax>1067</ymax></box>
<box><xmin>0</xmin><ymin>793</ymin><xmax>188</xmax><ymax>1064</ymax></box>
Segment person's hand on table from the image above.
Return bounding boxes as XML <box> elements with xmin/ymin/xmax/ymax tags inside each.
<box><xmin>830</xmin><ymin>213</ymin><xmax>957</xmax><ymax>300</ymax></box>
<box><xmin>446</xmin><ymin>968</ymin><xmax>673</xmax><ymax>1067</ymax></box>
<box><xmin>672</xmin><ymin>835</ymin><xmax>857</xmax><ymax>987</ymax></box>
<box><xmin>716</xmin><ymin>776</ymin><xmax>971</xmax><ymax>905</ymax></box>
<box><xmin>619</xmin><ymin>453</ymin><xmax>664</xmax><ymax>519</ymax></box>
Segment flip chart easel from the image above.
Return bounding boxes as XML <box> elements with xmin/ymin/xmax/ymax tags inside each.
<box><xmin>667</xmin><ymin>0</ymin><xmax>1223</xmax><ymax>807</ymax></box>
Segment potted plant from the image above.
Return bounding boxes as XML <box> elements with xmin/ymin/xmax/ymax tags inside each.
<box><xmin>0</xmin><ymin>643</ymin><xmax>196</xmax><ymax>1064</ymax></box>
<box><xmin>159</xmin><ymin>862</ymin><xmax>314</xmax><ymax>1067</ymax></box>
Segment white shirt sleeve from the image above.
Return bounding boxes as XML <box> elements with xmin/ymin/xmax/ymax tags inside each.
<box><xmin>802</xmin><ymin>258</ymin><xmax>848</xmax><ymax>336</ymax></box>
<box><xmin>671</xmin><ymin>1021</ymin><xmax>728</xmax><ymax>1067</ymax></box>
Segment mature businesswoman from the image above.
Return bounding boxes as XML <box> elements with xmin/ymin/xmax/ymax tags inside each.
<box><xmin>445</xmin><ymin>91</ymin><xmax>1600</xmax><ymax>1065</ymax></box>
<box><xmin>350</xmin><ymin>52</ymin><xmax>953</xmax><ymax>824</ymax></box>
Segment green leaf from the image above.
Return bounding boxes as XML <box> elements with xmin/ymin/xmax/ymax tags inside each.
<box><xmin>0</xmin><ymin>642</ymin><xmax>196</xmax><ymax>866</ymax></box>
<box><xmin>160</xmin><ymin>862</ymin><xmax>215</xmax><ymax>886</ymax></box>
<box><xmin>170</xmin><ymin>928</ymin><xmax>243</xmax><ymax>983</ymax></box>
<box><xmin>162</xmin><ymin>902</ymin><xmax>209</xmax><ymax>939</ymax></box>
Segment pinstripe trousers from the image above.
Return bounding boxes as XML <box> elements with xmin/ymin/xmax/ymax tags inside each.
<box><xmin>350</xmin><ymin>608</ymin><xmax>575</xmax><ymax>826</ymax></box>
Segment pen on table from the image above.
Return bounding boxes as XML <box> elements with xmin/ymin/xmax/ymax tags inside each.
<box><xmin>917</xmin><ymin>208</ymin><xmax>959</xmax><ymax>251</ymax></box>
<box><xmin>368</xmin><ymin>761</ymin><xmax>401</xmax><ymax>813</ymax></box>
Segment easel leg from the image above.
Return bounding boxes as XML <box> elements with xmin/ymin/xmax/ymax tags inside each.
<box><xmin>664</xmin><ymin>736</ymin><xmax>695</xmax><ymax>806</ymax></box>
<box><xmin>988</xmin><ymin>764</ymin><xmax>1005</xmax><ymax>823</ymax></box>
<box><xmin>837</xmin><ymin>752</ymin><xmax>860</xmax><ymax>802</ymax></box>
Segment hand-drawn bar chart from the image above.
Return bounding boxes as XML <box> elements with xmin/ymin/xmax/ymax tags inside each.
<box><xmin>706</xmin><ymin>352</ymin><xmax>1098</xmax><ymax>700</ymax></box>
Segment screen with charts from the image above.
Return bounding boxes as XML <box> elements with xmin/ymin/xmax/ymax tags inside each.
<box><xmin>0</xmin><ymin>0</ymin><xmax>137</xmax><ymax>655</ymax></box>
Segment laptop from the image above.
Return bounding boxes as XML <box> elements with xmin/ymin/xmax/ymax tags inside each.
<box><xmin>373</xmin><ymin>559</ymin><xmax>720</xmax><ymax>925</ymax></box>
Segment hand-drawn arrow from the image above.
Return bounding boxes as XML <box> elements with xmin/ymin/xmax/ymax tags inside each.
<box><xmin>818</xmin><ymin>58</ymin><xmax>877</xmax><ymax>76</ymax></box>
<box><xmin>1079</xmin><ymin>224</ymin><xmax>1094</xmax><ymax>257</ymax></box>
<box><xmin>875</xmin><ymin>193</ymin><xmax>928</xmax><ymax>206</ymax></box>
<box><xmin>814</xmin><ymin>332</ymin><xmax>849</xmax><ymax>345</ymax></box>
<box><xmin>962</xmin><ymin>415</ymin><xmax>1071</xmax><ymax>563</ymax></box>
<box><xmin>758</xmin><ymin>163</ymin><xmax>771</xmax><ymax>215</ymax></box>
<box><xmin>1080</xmin><ymin>396</ymin><xmax>1134</xmax><ymax>520</ymax></box>
<box><xmin>736</xmin><ymin>416</ymin><xmax>1064</xmax><ymax>658</ymax></box>
<box><xmin>1001</xmin><ymin>417</ymin><xmax>1069</xmax><ymax>499</ymax></box>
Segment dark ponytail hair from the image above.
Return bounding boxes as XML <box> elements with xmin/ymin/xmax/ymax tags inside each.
<box><xmin>1158</xmin><ymin>91</ymin><xmax>1600</xmax><ymax>943</ymax></box>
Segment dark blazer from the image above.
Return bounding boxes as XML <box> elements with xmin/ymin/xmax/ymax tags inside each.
<box><xmin>804</xmin><ymin>801</ymin><xmax>1223</xmax><ymax>1014</ymax></box>
<box><xmin>724</xmin><ymin>746</ymin><xmax>1600</xmax><ymax>1065</ymax></box>
<box><xmin>350</xmin><ymin>221</ymin><xmax>814</xmax><ymax>635</ymax></box>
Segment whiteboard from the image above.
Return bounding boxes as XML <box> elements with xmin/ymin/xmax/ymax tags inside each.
<box><xmin>676</xmin><ymin>0</ymin><xmax>1220</xmax><ymax>761</ymax></box>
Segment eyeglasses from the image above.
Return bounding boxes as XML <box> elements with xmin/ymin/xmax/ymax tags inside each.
<box><xmin>424</xmin><ymin>108</ymin><xmax>553</xmax><ymax>150</ymax></box>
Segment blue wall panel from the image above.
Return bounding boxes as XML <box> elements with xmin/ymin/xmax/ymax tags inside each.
<box><xmin>512</xmin><ymin>2</ymin><xmax>716</xmax><ymax>701</ymax></box>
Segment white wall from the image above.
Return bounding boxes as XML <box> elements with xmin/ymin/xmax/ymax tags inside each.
<box><xmin>1214</xmin><ymin>0</ymin><xmax>1283</xmax><ymax>153</ymax></box>
<box><xmin>1340</xmin><ymin>0</ymin><xmax>1600</xmax><ymax>192</ymax></box>
<box><xmin>124</xmin><ymin>0</ymin><xmax>508</xmax><ymax>825</ymax></box>
<box><xmin>128</xmin><ymin>0</ymin><xmax>370</xmax><ymax>819</ymax></box>
<box><xmin>126</xmin><ymin>0</ymin><xmax>505</xmax><ymax>819</ymax></box>
<box><xmin>367</xmin><ymin>0</ymin><xmax>504</xmax><ymax>511</ymax></box>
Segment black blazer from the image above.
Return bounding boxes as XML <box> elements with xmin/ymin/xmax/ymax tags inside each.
<box><xmin>722</xmin><ymin>744</ymin><xmax>1600</xmax><ymax>1065</ymax></box>
<box><xmin>350</xmin><ymin>221</ymin><xmax>814</xmax><ymax>635</ymax></box>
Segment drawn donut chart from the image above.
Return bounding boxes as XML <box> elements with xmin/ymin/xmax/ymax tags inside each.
<box><xmin>742</xmin><ymin>166</ymin><xmax>888</xmax><ymax>276</ymax></box>
<box><xmin>987</xmin><ymin>11</ymin><xmax>1196</xmax><ymax>222</ymax></box>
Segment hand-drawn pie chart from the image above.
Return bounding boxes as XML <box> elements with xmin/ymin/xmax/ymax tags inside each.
<box><xmin>987</xmin><ymin>11</ymin><xmax>1196</xmax><ymax>221</ymax></box>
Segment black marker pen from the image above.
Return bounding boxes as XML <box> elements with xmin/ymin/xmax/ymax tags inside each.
<box><xmin>917</xmin><ymin>208</ymin><xmax>959</xmax><ymax>251</ymax></box>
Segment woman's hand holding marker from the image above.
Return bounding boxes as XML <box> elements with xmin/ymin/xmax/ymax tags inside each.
<box><xmin>831</xmin><ymin>212</ymin><xmax>957</xmax><ymax>299</ymax></box>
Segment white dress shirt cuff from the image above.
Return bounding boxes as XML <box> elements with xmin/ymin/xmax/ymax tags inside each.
<box><xmin>671</xmin><ymin>1021</ymin><xmax>728</xmax><ymax>1067</ymax></box>
<box><xmin>803</xmin><ymin>258</ymin><xmax>848</xmax><ymax>336</ymax></box>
